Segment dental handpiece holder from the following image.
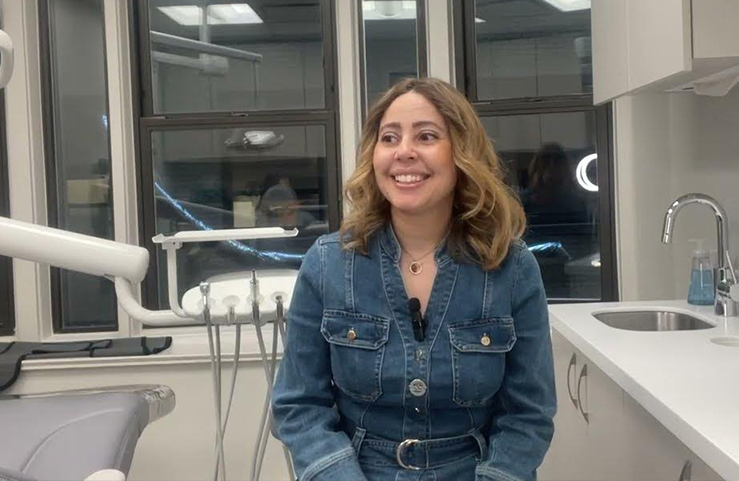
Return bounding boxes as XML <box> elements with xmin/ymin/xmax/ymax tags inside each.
<box><xmin>152</xmin><ymin>227</ymin><xmax>299</xmax><ymax>325</ymax></box>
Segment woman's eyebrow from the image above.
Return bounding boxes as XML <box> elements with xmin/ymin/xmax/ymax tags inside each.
<box><xmin>379</xmin><ymin>120</ymin><xmax>444</xmax><ymax>131</ymax></box>
<box><xmin>412</xmin><ymin>120</ymin><xmax>444</xmax><ymax>130</ymax></box>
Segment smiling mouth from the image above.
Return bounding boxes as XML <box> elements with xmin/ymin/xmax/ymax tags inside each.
<box><xmin>393</xmin><ymin>174</ymin><xmax>429</xmax><ymax>185</ymax></box>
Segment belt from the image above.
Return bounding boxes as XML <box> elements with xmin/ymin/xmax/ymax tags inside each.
<box><xmin>344</xmin><ymin>422</ymin><xmax>487</xmax><ymax>471</ymax></box>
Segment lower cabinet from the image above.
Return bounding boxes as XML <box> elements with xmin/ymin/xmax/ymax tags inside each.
<box><xmin>539</xmin><ymin>329</ymin><xmax>723</xmax><ymax>481</ymax></box>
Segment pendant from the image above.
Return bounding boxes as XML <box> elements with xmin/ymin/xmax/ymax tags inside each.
<box><xmin>409</xmin><ymin>261</ymin><xmax>423</xmax><ymax>275</ymax></box>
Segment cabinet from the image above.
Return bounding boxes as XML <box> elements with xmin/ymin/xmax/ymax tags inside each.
<box><xmin>592</xmin><ymin>0</ymin><xmax>739</xmax><ymax>104</ymax></box>
<box><xmin>623</xmin><ymin>395</ymin><xmax>721</xmax><ymax>481</ymax></box>
<box><xmin>539</xmin><ymin>329</ymin><xmax>723</xmax><ymax>481</ymax></box>
<box><xmin>539</xmin><ymin>330</ymin><xmax>625</xmax><ymax>481</ymax></box>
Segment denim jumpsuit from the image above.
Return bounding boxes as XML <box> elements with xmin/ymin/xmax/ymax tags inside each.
<box><xmin>272</xmin><ymin>224</ymin><xmax>556</xmax><ymax>481</ymax></box>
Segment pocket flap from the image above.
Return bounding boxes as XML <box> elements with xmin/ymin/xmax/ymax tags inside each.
<box><xmin>321</xmin><ymin>310</ymin><xmax>390</xmax><ymax>350</ymax></box>
<box><xmin>449</xmin><ymin>318</ymin><xmax>516</xmax><ymax>353</ymax></box>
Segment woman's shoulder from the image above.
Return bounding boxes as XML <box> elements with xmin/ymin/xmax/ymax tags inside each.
<box><xmin>474</xmin><ymin>238</ymin><xmax>531</xmax><ymax>274</ymax></box>
<box><xmin>316</xmin><ymin>231</ymin><xmax>342</xmax><ymax>246</ymax></box>
<box><xmin>311</xmin><ymin>230</ymin><xmax>360</xmax><ymax>256</ymax></box>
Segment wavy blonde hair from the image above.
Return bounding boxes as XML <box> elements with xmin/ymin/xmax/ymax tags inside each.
<box><xmin>340</xmin><ymin>78</ymin><xmax>526</xmax><ymax>270</ymax></box>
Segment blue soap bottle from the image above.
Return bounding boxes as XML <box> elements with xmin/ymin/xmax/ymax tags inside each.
<box><xmin>687</xmin><ymin>239</ymin><xmax>714</xmax><ymax>306</ymax></box>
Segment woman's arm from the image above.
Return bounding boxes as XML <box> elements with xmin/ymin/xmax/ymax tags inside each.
<box><xmin>272</xmin><ymin>239</ymin><xmax>367</xmax><ymax>481</ymax></box>
<box><xmin>476</xmin><ymin>247</ymin><xmax>557</xmax><ymax>481</ymax></box>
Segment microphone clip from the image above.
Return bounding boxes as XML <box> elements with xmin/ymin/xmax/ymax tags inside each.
<box><xmin>408</xmin><ymin>298</ymin><xmax>427</xmax><ymax>342</ymax></box>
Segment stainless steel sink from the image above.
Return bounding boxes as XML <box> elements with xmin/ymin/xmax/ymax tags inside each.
<box><xmin>592</xmin><ymin>310</ymin><xmax>715</xmax><ymax>331</ymax></box>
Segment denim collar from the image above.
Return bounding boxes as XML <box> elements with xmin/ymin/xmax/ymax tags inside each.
<box><xmin>379</xmin><ymin>222</ymin><xmax>452</xmax><ymax>266</ymax></box>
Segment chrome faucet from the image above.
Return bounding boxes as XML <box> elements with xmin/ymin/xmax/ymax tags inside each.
<box><xmin>662</xmin><ymin>193</ymin><xmax>738</xmax><ymax>317</ymax></box>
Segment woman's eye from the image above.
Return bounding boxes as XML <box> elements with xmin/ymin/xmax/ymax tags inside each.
<box><xmin>380</xmin><ymin>133</ymin><xmax>397</xmax><ymax>143</ymax></box>
<box><xmin>419</xmin><ymin>132</ymin><xmax>438</xmax><ymax>142</ymax></box>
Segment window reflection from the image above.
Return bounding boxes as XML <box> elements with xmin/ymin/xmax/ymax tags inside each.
<box><xmin>151</xmin><ymin>125</ymin><xmax>330</xmax><ymax>305</ymax></box>
<box><xmin>147</xmin><ymin>0</ymin><xmax>326</xmax><ymax>114</ymax></box>
<box><xmin>45</xmin><ymin>0</ymin><xmax>116</xmax><ymax>330</ymax></box>
<box><xmin>361</xmin><ymin>0</ymin><xmax>420</xmax><ymax>107</ymax></box>
<box><xmin>483</xmin><ymin>112</ymin><xmax>600</xmax><ymax>300</ymax></box>
<box><xmin>474</xmin><ymin>0</ymin><xmax>592</xmax><ymax>99</ymax></box>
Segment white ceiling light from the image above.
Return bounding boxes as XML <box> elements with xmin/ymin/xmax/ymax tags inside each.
<box><xmin>362</xmin><ymin>1</ymin><xmax>417</xmax><ymax>20</ymax></box>
<box><xmin>542</xmin><ymin>0</ymin><xmax>591</xmax><ymax>12</ymax></box>
<box><xmin>475</xmin><ymin>17</ymin><xmax>486</xmax><ymax>23</ymax></box>
<box><xmin>158</xmin><ymin>4</ymin><xmax>263</xmax><ymax>26</ymax></box>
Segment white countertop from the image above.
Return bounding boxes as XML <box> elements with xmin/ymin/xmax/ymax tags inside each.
<box><xmin>549</xmin><ymin>300</ymin><xmax>739</xmax><ymax>480</ymax></box>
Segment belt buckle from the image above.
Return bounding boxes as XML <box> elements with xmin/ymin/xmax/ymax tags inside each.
<box><xmin>396</xmin><ymin>438</ymin><xmax>423</xmax><ymax>470</ymax></box>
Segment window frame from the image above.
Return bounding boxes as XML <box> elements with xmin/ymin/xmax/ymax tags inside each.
<box><xmin>38</xmin><ymin>0</ymin><xmax>118</xmax><ymax>333</ymax></box>
<box><xmin>356</xmin><ymin>0</ymin><xmax>428</xmax><ymax>117</ymax></box>
<box><xmin>0</xmin><ymin>90</ymin><xmax>15</xmax><ymax>336</ymax></box>
<box><xmin>453</xmin><ymin>0</ymin><xmax>618</xmax><ymax>303</ymax></box>
<box><xmin>132</xmin><ymin>0</ymin><xmax>343</xmax><ymax>312</ymax></box>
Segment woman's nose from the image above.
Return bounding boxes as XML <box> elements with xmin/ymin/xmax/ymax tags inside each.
<box><xmin>394</xmin><ymin>137</ymin><xmax>417</xmax><ymax>161</ymax></box>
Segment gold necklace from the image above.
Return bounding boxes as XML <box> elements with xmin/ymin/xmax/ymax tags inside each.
<box><xmin>403</xmin><ymin>245</ymin><xmax>437</xmax><ymax>275</ymax></box>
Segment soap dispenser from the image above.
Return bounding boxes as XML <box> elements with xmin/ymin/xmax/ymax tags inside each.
<box><xmin>688</xmin><ymin>239</ymin><xmax>714</xmax><ymax>305</ymax></box>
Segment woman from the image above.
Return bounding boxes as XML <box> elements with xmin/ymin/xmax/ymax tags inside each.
<box><xmin>272</xmin><ymin>78</ymin><xmax>556</xmax><ymax>481</ymax></box>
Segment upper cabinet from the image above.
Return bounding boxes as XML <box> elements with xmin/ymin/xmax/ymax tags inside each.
<box><xmin>592</xmin><ymin>0</ymin><xmax>739</xmax><ymax>105</ymax></box>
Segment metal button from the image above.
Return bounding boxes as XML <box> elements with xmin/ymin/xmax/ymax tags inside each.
<box><xmin>481</xmin><ymin>334</ymin><xmax>491</xmax><ymax>347</ymax></box>
<box><xmin>347</xmin><ymin>329</ymin><xmax>357</xmax><ymax>341</ymax></box>
<box><xmin>409</xmin><ymin>379</ymin><xmax>427</xmax><ymax>397</ymax></box>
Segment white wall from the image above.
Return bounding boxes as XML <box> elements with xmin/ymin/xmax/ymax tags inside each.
<box><xmin>616</xmin><ymin>87</ymin><xmax>739</xmax><ymax>301</ymax></box>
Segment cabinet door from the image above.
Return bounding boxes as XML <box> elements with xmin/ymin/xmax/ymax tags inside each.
<box><xmin>591</xmin><ymin>0</ymin><xmax>629</xmax><ymax>104</ymax></box>
<box><xmin>627</xmin><ymin>0</ymin><xmax>692</xmax><ymax>91</ymax></box>
<box><xmin>622</xmin><ymin>395</ymin><xmax>707</xmax><ymax>481</ymax></box>
<box><xmin>689</xmin><ymin>453</ymin><xmax>724</xmax><ymax>481</ymax></box>
<box><xmin>539</xmin><ymin>330</ymin><xmax>591</xmax><ymax>480</ymax></box>
<box><xmin>579</xmin><ymin>359</ymin><xmax>626</xmax><ymax>481</ymax></box>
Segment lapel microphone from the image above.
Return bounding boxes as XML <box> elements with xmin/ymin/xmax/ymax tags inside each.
<box><xmin>408</xmin><ymin>298</ymin><xmax>427</xmax><ymax>342</ymax></box>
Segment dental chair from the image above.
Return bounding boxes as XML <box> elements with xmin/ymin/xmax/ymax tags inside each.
<box><xmin>0</xmin><ymin>385</ymin><xmax>175</xmax><ymax>481</ymax></box>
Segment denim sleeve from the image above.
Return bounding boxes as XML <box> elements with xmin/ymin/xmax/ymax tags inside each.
<box><xmin>271</xmin><ymin>240</ymin><xmax>368</xmax><ymax>481</ymax></box>
<box><xmin>476</xmin><ymin>246</ymin><xmax>557</xmax><ymax>481</ymax></box>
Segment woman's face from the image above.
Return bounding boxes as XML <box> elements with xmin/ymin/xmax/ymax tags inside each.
<box><xmin>372</xmin><ymin>92</ymin><xmax>457</xmax><ymax>218</ymax></box>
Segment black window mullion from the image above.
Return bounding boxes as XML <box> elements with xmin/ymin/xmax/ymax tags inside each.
<box><xmin>416</xmin><ymin>0</ymin><xmax>428</xmax><ymax>78</ymax></box>
<box><xmin>452</xmin><ymin>0</ymin><xmax>466</xmax><ymax>93</ymax></box>
<box><xmin>0</xmin><ymin>91</ymin><xmax>14</xmax><ymax>336</ymax></box>
<box><xmin>321</xmin><ymin>0</ymin><xmax>337</xmax><ymax>113</ymax></box>
<box><xmin>135</xmin><ymin>0</ymin><xmax>155</xmax><ymax>117</ymax></box>
<box><xmin>357</xmin><ymin>0</ymin><xmax>368</xmax><ymax>117</ymax></box>
<box><xmin>597</xmin><ymin>103</ymin><xmax>618</xmax><ymax>301</ymax></box>
<box><xmin>462</xmin><ymin>0</ymin><xmax>478</xmax><ymax>101</ymax></box>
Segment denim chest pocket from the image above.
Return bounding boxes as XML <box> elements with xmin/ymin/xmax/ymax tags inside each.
<box><xmin>448</xmin><ymin>317</ymin><xmax>516</xmax><ymax>407</ymax></box>
<box><xmin>321</xmin><ymin>310</ymin><xmax>390</xmax><ymax>402</ymax></box>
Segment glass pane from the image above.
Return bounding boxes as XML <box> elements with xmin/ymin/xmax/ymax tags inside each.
<box><xmin>47</xmin><ymin>0</ymin><xmax>116</xmax><ymax>330</ymax></box>
<box><xmin>482</xmin><ymin>111</ymin><xmax>600</xmax><ymax>300</ymax></box>
<box><xmin>148</xmin><ymin>0</ymin><xmax>325</xmax><ymax>114</ymax></box>
<box><xmin>474</xmin><ymin>0</ymin><xmax>592</xmax><ymax>99</ymax></box>
<box><xmin>152</xmin><ymin>125</ymin><xmax>330</xmax><ymax>306</ymax></box>
<box><xmin>361</xmin><ymin>0</ymin><xmax>419</xmax><ymax>107</ymax></box>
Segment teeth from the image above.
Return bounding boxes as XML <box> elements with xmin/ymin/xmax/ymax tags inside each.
<box><xmin>394</xmin><ymin>174</ymin><xmax>425</xmax><ymax>184</ymax></box>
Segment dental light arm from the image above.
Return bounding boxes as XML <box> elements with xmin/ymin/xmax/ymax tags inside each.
<box><xmin>0</xmin><ymin>29</ymin><xmax>14</xmax><ymax>90</ymax></box>
<box><xmin>0</xmin><ymin>216</ymin><xmax>297</xmax><ymax>327</ymax></box>
<box><xmin>0</xmin><ymin>216</ymin><xmax>190</xmax><ymax>325</ymax></box>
